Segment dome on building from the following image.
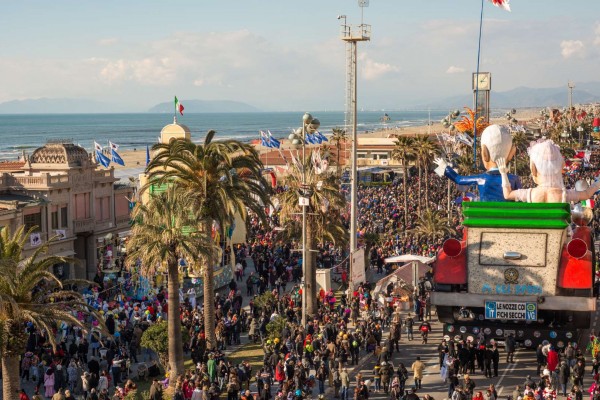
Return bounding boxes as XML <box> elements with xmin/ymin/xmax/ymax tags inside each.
<box><xmin>30</xmin><ymin>142</ymin><xmax>90</xmax><ymax>167</ymax></box>
<box><xmin>160</xmin><ymin>118</ymin><xmax>191</xmax><ymax>143</ymax></box>
<box><xmin>160</xmin><ymin>122</ymin><xmax>191</xmax><ymax>136</ymax></box>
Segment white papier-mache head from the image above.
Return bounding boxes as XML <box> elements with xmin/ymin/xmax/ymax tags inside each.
<box><xmin>527</xmin><ymin>138</ymin><xmax>565</xmax><ymax>188</ymax></box>
<box><xmin>480</xmin><ymin>125</ymin><xmax>516</xmax><ymax>170</ymax></box>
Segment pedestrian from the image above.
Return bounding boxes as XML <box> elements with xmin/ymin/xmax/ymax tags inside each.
<box><xmin>411</xmin><ymin>356</ymin><xmax>425</xmax><ymax>390</ymax></box>
<box><xmin>340</xmin><ymin>367</ymin><xmax>350</xmax><ymax>400</ymax></box>
<box><xmin>405</xmin><ymin>314</ymin><xmax>414</xmax><ymax>341</ymax></box>
<box><xmin>462</xmin><ymin>374</ymin><xmax>476</xmax><ymax>398</ymax></box>
<box><xmin>505</xmin><ymin>334</ymin><xmax>516</xmax><ymax>363</ymax></box>
<box><xmin>418</xmin><ymin>320</ymin><xmax>431</xmax><ymax>344</ymax></box>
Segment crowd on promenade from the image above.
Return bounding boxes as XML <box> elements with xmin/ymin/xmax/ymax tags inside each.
<box><xmin>357</xmin><ymin>172</ymin><xmax>462</xmax><ymax>269</ymax></box>
<box><xmin>10</xmin><ymin>157</ymin><xmax>600</xmax><ymax>400</ymax></box>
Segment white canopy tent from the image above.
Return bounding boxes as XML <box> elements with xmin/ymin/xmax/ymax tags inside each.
<box><xmin>384</xmin><ymin>254</ymin><xmax>435</xmax><ymax>265</ymax></box>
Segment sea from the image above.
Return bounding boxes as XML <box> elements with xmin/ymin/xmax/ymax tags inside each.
<box><xmin>0</xmin><ymin>110</ymin><xmax>450</xmax><ymax>160</ymax></box>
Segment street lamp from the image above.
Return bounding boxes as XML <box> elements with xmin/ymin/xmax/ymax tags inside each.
<box><xmin>577</xmin><ymin>126</ymin><xmax>584</xmax><ymax>146</ymax></box>
<box><xmin>289</xmin><ymin>112</ymin><xmax>320</xmax><ymax>327</ymax></box>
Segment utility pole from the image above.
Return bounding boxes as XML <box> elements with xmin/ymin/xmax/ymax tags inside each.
<box><xmin>568</xmin><ymin>81</ymin><xmax>575</xmax><ymax>134</ymax></box>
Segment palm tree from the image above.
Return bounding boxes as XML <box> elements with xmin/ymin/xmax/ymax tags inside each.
<box><xmin>331</xmin><ymin>127</ymin><xmax>347</xmax><ymax>175</ymax></box>
<box><xmin>145</xmin><ymin>130</ymin><xmax>271</xmax><ymax>350</ymax></box>
<box><xmin>391</xmin><ymin>136</ymin><xmax>415</xmax><ymax>228</ymax></box>
<box><xmin>277</xmin><ymin>151</ymin><xmax>346</xmax><ymax>318</ymax></box>
<box><xmin>0</xmin><ymin>227</ymin><xmax>99</xmax><ymax>399</ymax></box>
<box><xmin>413</xmin><ymin>136</ymin><xmax>439</xmax><ymax>210</ymax></box>
<box><xmin>409</xmin><ymin>209</ymin><xmax>456</xmax><ymax>242</ymax></box>
<box><xmin>126</xmin><ymin>186</ymin><xmax>212</xmax><ymax>382</ymax></box>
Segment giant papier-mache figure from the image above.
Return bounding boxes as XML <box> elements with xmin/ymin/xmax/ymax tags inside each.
<box><xmin>434</xmin><ymin>124</ymin><xmax>521</xmax><ymax>202</ymax></box>
<box><xmin>497</xmin><ymin>138</ymin><xmax>600</xmax><ymax>203</ymax></box>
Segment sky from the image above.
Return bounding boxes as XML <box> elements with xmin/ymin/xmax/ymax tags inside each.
<box><xmin>2</xmin><ymin>0</ymin><xmax>600</xmax><ymax>112</ymax></box>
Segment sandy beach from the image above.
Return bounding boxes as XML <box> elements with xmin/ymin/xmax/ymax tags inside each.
<box><xmin>111</xmin><ymin>108</ymin><xmax>539</xmax><ymax>178</ymax></box>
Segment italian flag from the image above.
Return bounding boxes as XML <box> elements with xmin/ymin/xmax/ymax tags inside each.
<box><xmin>174</xmin><ymin>96</ymin><xmax>184</xmax><ymax>115</ymax></box>
<box><xmin>582</xmin><ymin>199</ymin><xmax>595</xmax><ymax>208</ymax></box>
<box><xmin>488</xmin><ymin>0</ymin><xmax>511</xmax><ymax>11</ymax></box>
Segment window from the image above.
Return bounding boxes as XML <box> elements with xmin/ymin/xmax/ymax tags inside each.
<box><xmin>51</xmin><ymin>211</ymin><xmax>58</xmax><ymax>230</ymax></box>
<box><xmin>95</xmin><ymin>196</ymin><xmax>111</xmax><ymax>221</ymax></box>
<box><xmin>24</xmin><ymin>213</ymin><xmax>42</xmax><ymax>232</ymax></box>
<box><xmin>60</xmin><ymin>206</ymin><xmax>68</xmax><ymax>227</ymax></box>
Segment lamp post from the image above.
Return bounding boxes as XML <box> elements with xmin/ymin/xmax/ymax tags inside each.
<box><xmin>289</xmin><ymin>112</ymin><xmax>320</xmax><ymax>327</ymax></box>
<box><xmin>441</xmin><ymin>110</ymin><xmax>459</xmax><ymax>221</ymax></box>
<box><xmin>577</xmin><ymin>126</ymin><xmax>584</xmax><ymax>147</ymax></box>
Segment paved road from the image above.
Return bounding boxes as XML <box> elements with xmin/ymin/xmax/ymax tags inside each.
<box><xmin>344</xmin><ymin>317</ymin><xmax>540</xmax><ymax>400</ymax></box>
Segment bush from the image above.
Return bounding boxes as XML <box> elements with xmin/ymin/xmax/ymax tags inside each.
<box><xmin>266</xmin><ymin>315</ymin><xmax>288</xmax><ymax>341</ymax></box>
<box><xmin>253</xmin><ymin>291</ymin><xmax>276</xmax><ymax>312</ymax></box>
<box><xmin>140</xmin><ymin>322</ymin><xmax>170</xmax><ymax>370</ymax></box>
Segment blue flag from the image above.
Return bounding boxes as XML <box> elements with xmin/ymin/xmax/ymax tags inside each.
<box><xmin>305</xmin><ymin>133</ymin><xmax>315</xmax><ymax>144</ymax></box>
<box><xmin>316</xmin><ymin>131</ymin><xmax>328</xmax><ymax>142</ymax></box>
<box><xmin>111</xmin><ymin>148</ymin><xmax>125</xmax><ymax>166</ymax></box>
<box><xmin>146</xmin><ymin>145</ymin><xmax>150</xmax><ymax>166</ymax></box>
<box><xmin>96</xmin><ymin>150</ymin><xmax>111</xmax><ymax>168</ymax></box>
<box><xmin>260</xmin><ymin>131</ymin><xmax>272</xmax><ymax>148</ymax></box>
<box><xmin>267</xmin><ymin>130</ymin><xmax>281</xmax><ymax>148</ymax></box>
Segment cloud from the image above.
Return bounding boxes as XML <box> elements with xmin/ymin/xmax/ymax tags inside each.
<box><xmin>361</xmin><ymin>57</ymin><xmax>400</xmax><ymax>81</ymax></box>
<box><xmin>560</xmin><ymin>40</ymin><xmax>585</xmax><ymax>58</ymax></box>
<box><xmin>97</xmin><ymin>38</ymin><xmax>119</xmax><ymax>46</ymax></box>
<box><xmin>446</xmin><ymin>66</ymin><xmax>465</xmax><ymax>74</ymax></box>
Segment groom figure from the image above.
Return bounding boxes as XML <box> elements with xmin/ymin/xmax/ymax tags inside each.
<box><xmin>434</xmin><ymin>124</ymin><xmax>520</xmax><ymax>201</ymax></box>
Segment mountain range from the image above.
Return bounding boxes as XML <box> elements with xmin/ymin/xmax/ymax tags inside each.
<box><xmin>1</xmin><ymin>83</ymin><xmax>600</xmax><ymax>114</ymax></box>
<box><xmin>147</xmin><ymin>99</ymin><xmax>260</xmax><ymax>113</ymax></box>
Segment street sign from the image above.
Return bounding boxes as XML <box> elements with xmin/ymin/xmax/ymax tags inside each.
<box><xmin>484</xmin><ymin>301</ymin><xmax>537</xmax><ymax>321</ymax></box>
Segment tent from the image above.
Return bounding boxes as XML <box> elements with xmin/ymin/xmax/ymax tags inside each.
<box><xmin>373</xmin><ymin>260</ymin><xmax>431</xmax><ymax>295</ymax></box>
<box><xmin>384</xmin><ymin>254</ymin><xmax>435</xmax><ymax>265</ymax></box>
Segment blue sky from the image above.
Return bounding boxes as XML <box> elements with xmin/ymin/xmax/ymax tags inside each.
<box><xmin>2</xmin><ymin>0</ymin><xmax>600</xmax><ymax>111</ymax></box>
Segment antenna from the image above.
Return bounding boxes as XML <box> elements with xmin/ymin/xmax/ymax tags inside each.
<box><xmin>358</xmin><ymin>0</ymin><xmax>369</xmax><ymax>26</ymax></box>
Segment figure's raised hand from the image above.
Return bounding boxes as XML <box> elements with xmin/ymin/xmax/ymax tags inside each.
<box><xmin>496</xmin><ymin>157</ymin><xmax>508</xmax><ymax>174</ymax></box>
<box><xmin>433</xmin><ymin>157</ymin><xmax>448</xmax><ymax>177</ymax></box>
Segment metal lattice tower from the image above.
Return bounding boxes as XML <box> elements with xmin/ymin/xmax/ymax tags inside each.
<box><xmin>340</xmin><ymin>7</ymin><xmax>370</xmax><ymax>294</ymax></box>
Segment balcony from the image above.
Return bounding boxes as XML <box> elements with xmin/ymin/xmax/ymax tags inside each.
<box><xmin>5</xmin><ymin>173</ymin><xmax>71</xmax><ymax>190</ymax></box>
<box><xmin>116</xmin><ymin>215</ymin><xmax>131</xmax><ymax>226</ymax></box>
<box><xmin>93</xmin><ymin>169</ymin><xmax>116</xmax><ymax>183</ymax></box>
<box><xmin>73</xmin><ymin>218</ymin><xmax>94</xmax><ymax>233</ymax></box>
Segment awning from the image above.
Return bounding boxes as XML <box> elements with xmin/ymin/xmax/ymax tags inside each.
<box><xmin>384</xmin><ymin>254</ymin><xmax>435</xmax><ymax>264</ymax></box>
<box><xmin>118</xmin><ymin>230</ymin><xmax>132</xmax><ymax>238</ymax></box>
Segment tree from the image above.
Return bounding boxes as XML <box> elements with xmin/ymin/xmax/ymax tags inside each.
<box><xmin>409</xmin><ymin>209</ymin><xmax>456</xmax><ymax>242</ymax></box>
<box><xmin>145</xmin><ymin>131</ymin><xmax>271</xmax><ymax>350</ymax></box>
<box><xmin>126</xmin><ymin>187</ymin><xmax>212</xmax><ymax>383</ymax></box>
<box><xmin>277</xmin><ymin>151</ymin><xmax>346</xmax><ymax>318</ymax></box>
<box><xmin>391</xmin><ymin>136</ymin><xmax>415</xmax><ymax>228</ymax></box>
<box><xmin>413</xmin><ymin>136</ymin><xmax>439</xmax><ymax>210</ymax></box>
<box><xmin>0</xmin><ymin>227</ymin><xmax>99</xmax><ymax>399</ymax></box>
<box><xmin>331</xmin><ymin>127</ymin><xmax>347</xmax><ymax>175</ymax></box>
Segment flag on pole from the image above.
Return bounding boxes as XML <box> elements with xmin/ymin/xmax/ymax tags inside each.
<box><xmin>174</xmin><ymin>96</ymin><xmax>184</xmax><ymax>115</ymax></box>
<box><xmin>277</xmin><ymin>146</ymin><xmax>288</xmax><ymax>165</ymax></box>
<box><xmin>94</xmin><ymin>141</ymin><xmax>111</xmax><ymax>168</ymax></box>
<box><xmin>305</xmin><ymin>133</ymin><xmax>315</xmax><ymax>145</ymax></box>
<box><xmin>488</xmin><ymin>0</ymin><xmax>510</xmax><ymax>11</ymax></box>
<box><xmin>260</xmin><ymin>131</ymin><xmax>272</xmax><ymax>148</ymax></box>
<box><xmin>109</xmin><ymin>141</ymin><xmax>125</xmax><ymax>166</ymax></box>
<box><xmin>146</xmin><ymin>145</ymin><xmax>151</xmax><ymax>167</ymax></box>
<box><xmin>111</xmin><ymin>149</ymin><xmax>125</xmax><ymax>166</ymax></box>
<box><xmin>267</xmin><ymin>130</ymin><xmax>281</xmax><ymax>149</ymax></box>
<box><xmin>315</xmin><ymin>131</ymin><xmax>328</xmax><ymax>142</ymax></box>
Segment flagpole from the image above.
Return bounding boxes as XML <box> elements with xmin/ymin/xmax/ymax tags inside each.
<box><xmin>473</xmin><ymin>0</ymin><xmax>485</xmax><ymax>170</ymax></box>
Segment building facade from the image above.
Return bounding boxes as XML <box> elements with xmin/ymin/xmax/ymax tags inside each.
<box><xmin>0</xmin><ymin>141</ymin><xmax>134</xmax><ymax>280</ymax></box>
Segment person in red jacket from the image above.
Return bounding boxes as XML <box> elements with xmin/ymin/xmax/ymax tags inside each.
<box><xmin>547</xmin><ymin>346</ymin><xmax>560</xmax><ymax>374</ymax></box>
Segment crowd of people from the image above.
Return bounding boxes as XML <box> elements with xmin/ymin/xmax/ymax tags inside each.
<box><xmin>10</xmin><ymin>148</ymin><xmax>600</xmax><ymax>400</ymax></box>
